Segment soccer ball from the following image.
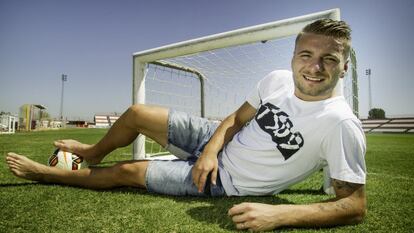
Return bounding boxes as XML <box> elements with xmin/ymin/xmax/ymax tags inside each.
<box><xmin>48</xmin><ymin>149</ymin><xmax>88</xmax><ymax>170</ymax></box>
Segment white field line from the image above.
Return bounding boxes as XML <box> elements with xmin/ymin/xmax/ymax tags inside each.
<box><xmin>122</xmin><ymin>153</ymin><xmax>177</xmax><ymax>160</ymax></box>
<box><xmin>368</xmin><ymin>172</ymin><xmax>414</xmax><ymax>181</ymax></box>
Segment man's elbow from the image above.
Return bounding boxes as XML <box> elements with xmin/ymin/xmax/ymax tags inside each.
<box><xmin>350</xmin><ymin>207</ymin><xmax>366</xmax><ymax>224</ymax></box>
<box><xmin>356</xmin><ymin>204</ymin><xmax>367</xmax><ymax>224</ymax></box>
<box><xmin>348</xmin><ymin>200</ymin><xmax>367</xmax><ymax>225</ymax></box>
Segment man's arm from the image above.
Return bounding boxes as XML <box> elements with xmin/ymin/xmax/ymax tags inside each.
<box><xmin>228</xmin><ymin>179</ymin><xmax>366</xmax><ymax>231</ymax></box>
<box><xmin>192</xmin><ymin>101</ymin><xmax>256</xmax><ymax>192</ymax></box>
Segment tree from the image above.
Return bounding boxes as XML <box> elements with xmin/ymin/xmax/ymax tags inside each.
<box><xmin>0</xmin><ymin>111</ymin><xmax>11</xmax><ymax>115</ymax></box>
<box><xmin>368</xmin><ymin>108</ymin><xmax>386</xmax><ymax>119</ymax></box>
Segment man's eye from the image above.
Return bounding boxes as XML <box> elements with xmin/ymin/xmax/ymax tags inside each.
<box><xmin>324</xmin><ymin>57</ymin><xmax>338</xmax><ymax>63</ymax></box>
<box><xmin>300</xmin><ymin>54</ymin><xmax>311</xmax><ymax>59</ymax></box>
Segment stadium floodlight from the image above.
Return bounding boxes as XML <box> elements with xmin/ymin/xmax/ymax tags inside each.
<box><xmin>60</xmin><ymin>74</ymin><xmax>67</xmax><ymax>121</ymax></box>
<box><xmin>366</xmin><ymin>68</ymin><xmax>372</xmax><ymax>111</ymax></box>
<box><xmin>132</xmin><ymin>8</ymin><xmax>359</xmax><ymax>159</ymax></box>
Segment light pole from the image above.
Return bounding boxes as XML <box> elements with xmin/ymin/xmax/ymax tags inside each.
<box><xmin>365</xmin><ymin>69</ymin><xmax>372</xmax><ymax>111</ymax></box>
<box><xmin>60</xmin><ymin>74</ymin><xmax>67</xmax><ymax>121</ymax></box>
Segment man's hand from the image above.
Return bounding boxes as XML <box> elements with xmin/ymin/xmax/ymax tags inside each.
<box><xmin>191</xmin><ymin>151</ymin><xmax>218</xmax><ymax>193</ymax></box>
<box><xmin>228</xmin><ymin>202</ymin><xmax>283</xmax><ymax>232</ymax></box>
<box><xmin>228</xmin><ymin>179</ymin><xmax>366</xmax><ymax>231</ymax></box>
<box><xmin>192</xmin><ymin>102</ymin><xmax>256</xmax><ymax>193</ymax></box>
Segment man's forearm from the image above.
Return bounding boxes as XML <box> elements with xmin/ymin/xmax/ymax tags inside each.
<box><xmin>277</xmin><ymin>198</ymin><xmax>365</xmax><ymax>228</ymax></box>
<box><xmin>202</xmin><ymin>102</ymin><xmax>256</xmax><ymax>155</ymax></box>
<box><xmin>192</xmin><ymin>102</ymin><xmax>256</xmax><ymax>191</ymax></box>
<box><xmin>275</xmin><ymin>180</ymin><xmax>367</xmax><ymax>229</ymax></box>
<box><xmin>203</xmin><ymin>113</ymin><xmax>243</xmax><ymax>154</ymax></box>
<box><xmin>229</xmin><ymin>197</ymin><xmax>365</xmax><ymax>231</ymax></box>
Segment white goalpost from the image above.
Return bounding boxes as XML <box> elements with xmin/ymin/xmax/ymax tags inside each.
<box><xmin>132</xmin><ymin>8</ymin><xmax>359</xmax><ymax>159</ymax></box>
<box><xmin>0</xmin><ymin>115</ymin><xmax>18</xmax><ymax>134</ymax></box>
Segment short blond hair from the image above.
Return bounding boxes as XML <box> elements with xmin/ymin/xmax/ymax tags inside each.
<box><xmin>295</xmin><ymin>19</ymin><xmax>352</xmax><ymax>58</ymax></box>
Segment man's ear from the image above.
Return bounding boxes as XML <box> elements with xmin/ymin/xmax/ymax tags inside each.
<box><xmin>341</xmin><ymin>60</ymin><xmax>349</xmax><ymax>78</ymax></box>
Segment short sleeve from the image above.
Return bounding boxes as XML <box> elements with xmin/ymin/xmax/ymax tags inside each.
<box><xmin>245</xmin><ymin>70</ymin><xmax>293</xmax><ymax>109</ymax></box>
<box><xmin>321</xmin><ymin>118</ymin><xmax>367</xmax><ymax>184</ymax></box>
<box><xmin>246</xmin><ymin>80</ymin><xmax>262</xmax><ymax>109</ymax></box>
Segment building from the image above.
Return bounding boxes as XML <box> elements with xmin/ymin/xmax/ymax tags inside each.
<box><xmin>19</xmin><ymin>104</ymin><xmax>47</xmax><ymax>131</ymax></box>
<box><xmin>93</xmin><ymin>114</ymin><xmax>120</xmax><ymax>128</ymax></box>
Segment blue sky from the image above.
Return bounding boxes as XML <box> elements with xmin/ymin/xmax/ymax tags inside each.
<box><xmin>1</xmin><ymin>0</ymin><xmax>413</xmax><ymax>120</ymax></box>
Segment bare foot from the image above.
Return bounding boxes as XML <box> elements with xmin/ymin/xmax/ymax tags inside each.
<box><xmin>53</xmin><ymin>139</ymin><xmax>103</xmax><ymax>165</ymax></box>
<box><xmin>6</xmin><ymin>153</ymin><xmax>49</xmax><ymax>182</ymax></box>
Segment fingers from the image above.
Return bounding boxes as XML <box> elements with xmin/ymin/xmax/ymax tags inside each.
<box><xmin>53</xmin><ymin>140</ymin><xmax>64</xmax><ymax>148</ymax></box>
<box><xmin>229</xmin><ymin>208</ymin><xmax>250</xmax><ymax>231</ymax></box>
<box><xmin>231</xmin><ymin>212</ymin><xmax>248</xmax><ymax>224</ymax></box>
<box><xmin>191</xmin><ymin>166</ymin><xmax>201</xmax><ymax>192</ymax></box>
<box><xmin>228</xmin><ymin>203</ymin><xmax>250</xmax><ymax>225</ymax></box>
<box><xmin>228</xmin><ymin>203</ymin><xmax>253</xmax><ymax>231</ymax></box>
<box><xmin>236</xmin><ymin>222</ymin><xmax>249</xmax><ymax>230</ymax></box>
<box><xmin>193</xmin><ymin>166</ymin><xmax>211</xmax><ymax>193</ymax></box>
<box><xmin>53</xmin><ymin>140</ymin><xmax>74</xmax><ymax>154</ymax></box>
<box><xmin>192</xmin><ymin>154</ymin><xmax>219</xmax><ymax>193</ymax></box>
<box><xmin>228</xmin><ymin>202</ymin><xmax>250</xmax><ymax>216</ymax></box>
<box><xmin>194</xmin><ymin>166</ymin><xmax>218</xmax><ymax>192</ymax></box>
<box><xmin>211</xmin><ymin>167</ymin><xmax>217</xmax><ymax>186</ymax></box>
<box><xmin>53</xmin><ymin>139</ymin><xmax>73</xmax><ymax>147</ymax></box>
<box><xmin>197</xmin><ymin>172</ymin><xmax>208</xmax><ymax>193</ymax></box>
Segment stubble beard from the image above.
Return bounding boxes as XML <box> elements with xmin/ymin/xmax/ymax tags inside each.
<box><xmin>294</xmin><ymin>74</ymin><xmax>339</xmax><ymax>99</ymax></box>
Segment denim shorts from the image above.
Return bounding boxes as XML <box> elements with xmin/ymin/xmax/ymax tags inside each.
<box><xmin>145</xmin><ymin>109</ymin><xmax>226</xmax><ymax>197</ymax></box>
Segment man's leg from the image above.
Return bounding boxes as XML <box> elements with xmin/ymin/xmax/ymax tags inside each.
<box><xmin>6</xmin><ymin>153</ymin><xmax>149</xmax><ymax>189</ymax></box>
<box><xmin>54</xmin><ymin>104</ymin><xmax>169</xmax><ymax>164</ymax></box>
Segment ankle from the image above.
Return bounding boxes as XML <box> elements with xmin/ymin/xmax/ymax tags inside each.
<box><xmin>90</xmin><ymin>143</ymin><xmax>104</xmax><ymax>157</ymax></box>
<box><xmin>32</xmin><ymin>165</ymin><xmax>50</xmax><ymax>182</ymax></box>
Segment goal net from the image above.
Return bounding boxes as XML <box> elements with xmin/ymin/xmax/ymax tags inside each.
<box><xmin>132</xmin><ymin>8</ymin><xmax>358</xmax><ymax>159</ymax></box>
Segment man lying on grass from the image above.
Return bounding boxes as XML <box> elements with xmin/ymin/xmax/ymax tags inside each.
<box><xmin>6</xmin><ymin>19</ymin><xmax>366</xmax><ymax>232</ymax></box>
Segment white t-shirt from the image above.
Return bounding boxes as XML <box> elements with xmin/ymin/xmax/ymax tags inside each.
<box><xmin>218</xmin><ymin>70</ymin><xmax>366</xmax><ymax>196</ymax></box>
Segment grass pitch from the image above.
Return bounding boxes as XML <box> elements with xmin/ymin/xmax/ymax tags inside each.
<box><xmin>1</xmin><ymin>129</ymin><xmax>413</xmax><ymax>232</ymax></box>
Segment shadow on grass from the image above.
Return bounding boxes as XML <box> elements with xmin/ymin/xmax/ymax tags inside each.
<box><xmin>175</xmin><ymin>188</ymin><xmax>327</xmax><ymax>231</ymax></box>
<box><xmin>0</xmin><ymin>182</ymin><xmax>41</xmax><ymax>187</ymax></box>
<box><xmin>106</xmin><ymin>186</ymin><xmax>327</xmax><ymax>231</ymax></box>
<box><xmin>280</xmin><ymin>188</ymin><xmax>325</xmax><ymax>195</ymax></box>
<box><xmin>184</xmin><ymin>195</ymin><xmax>294</xmax><ymax>231</ymax></box>
<box><xmin>101</xmin><ymin>186</ymin><xmax>299</xmax><ymax>230</ymax></box>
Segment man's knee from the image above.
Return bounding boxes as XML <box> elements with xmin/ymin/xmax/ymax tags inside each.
<box><xmin>128</xmin><ymin>104</ymin><xmax>146</xmax><ymax>119</ymax></box>
<box><xmin>126</xmin><ymin>104</ymin><xmax>169</xmax><ymax>133</ymax></box>
<box><xmin>114</xmin><ymin>161</ymin><xmax>148</xmax><ymax>188</ymax></box>
<box><xmin>126</xmin><ymin>104</ymin><xmax>148</xmax><ymax>129</ymax></box>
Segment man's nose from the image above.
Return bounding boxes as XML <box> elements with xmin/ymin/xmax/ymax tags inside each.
<box><xmin>307</xmin><ymin>59</ymin><xmax>324</xmax><ymax>73</ymax></box>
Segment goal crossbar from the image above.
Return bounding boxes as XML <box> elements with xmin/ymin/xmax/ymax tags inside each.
<box><xmin>133</xmin><ymin>9</ymin><xmax>339</xmax><ymax>63</ymax></box>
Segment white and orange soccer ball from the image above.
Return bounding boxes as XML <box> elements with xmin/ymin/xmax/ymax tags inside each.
<box><xmin>48</xmin><ymin>149</ymin><xmax>88</xmax><ymax>170</ymax></box>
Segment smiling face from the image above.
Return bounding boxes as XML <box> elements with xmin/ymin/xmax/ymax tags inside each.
<box><xmin>291</xmin><ymin>33</ymin><xmax>349</xmax><ymax>101</ymax></box>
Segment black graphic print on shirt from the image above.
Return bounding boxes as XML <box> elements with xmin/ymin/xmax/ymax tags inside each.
<box><xmin>255</xmin><ymin>102</ymin><xmax>304</xmax><ymax>160</ymax></box>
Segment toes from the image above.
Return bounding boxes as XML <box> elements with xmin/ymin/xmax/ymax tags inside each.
<box><xmin>6</xmin><ymin>153</ymin><xmax>18</xmax><ymax>162</ymax></box>
<box><xmin>8</xmin><ymin>164</ymin><xmax>18</xmax><ymax>170</ymax></box>
<box><xmin>9</xmin><ymin>168</ymin><xmax>17</xmax><ymax>175</ymax></box>
<box><xmin>10</xmin><ymin>168</ymin><xmax>23</xmax><ymax>178</ymax></box>
<box><xmin>54</xmin><ymin>141</ymin><xmax>64</xmax><ymax>147</ymax></box>
<box><xmin>7</xmin><ymin>152</ymin><xmax>19</xmax><ymax>157</ymax></box>
<box><xmin>6</xmin><ymin>157</ymin><xmax>15</xmax><ymax>164</ymax></box>
<box><xmin>7</xmin><ymin>153</ymin><xmax>24</xmax><ymax>161</ymax></box>
<box><xmin>6</xmin><ymin>157</ymin><xmax>20</xmax><ymax>168</ymax></box>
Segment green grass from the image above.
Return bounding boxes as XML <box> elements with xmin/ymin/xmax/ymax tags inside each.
<box><xmin>1</xmin><ymin>129</ymin><xmax>413</xmax><ymax>232</ymax></box>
